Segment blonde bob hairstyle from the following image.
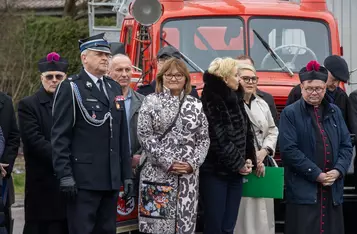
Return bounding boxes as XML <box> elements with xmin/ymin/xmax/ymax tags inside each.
<box><xmin>156</xmin><ymin>57</ymin><xmax>192</xmax><ymax>95</ymax></box>
<box><xmin>207</xmin><ymin>57</ymin><xmax>239</xmax><ymax>81</ymax></box>
<box><xmin>237</xmin><ymin>63</ymin><xmax>257</xmax><ymax>76</ymax></box>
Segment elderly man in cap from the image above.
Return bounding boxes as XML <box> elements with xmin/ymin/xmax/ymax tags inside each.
<box><xmin>137</xmin><ymin>45</ymin><xmax>199</xmax><ymax>98</ymax></box>
<box><xmin>279</xmin><ymin>60</ymin><xmax>352</xmax><ymax>234</ymax></box>
<box><xmin>18</xmin><ymin>52</ymin><xmax>69</xmax><ymax>234</ymax></box>
<box><xmin>286</xmin><ymin>55</ymin><xmax>350</xmax><ymax>128</ymax></box>
<box><xmin>51</xmin><ymin>33</ymin><xmax>133</xmax><ymax>234</ymax></box>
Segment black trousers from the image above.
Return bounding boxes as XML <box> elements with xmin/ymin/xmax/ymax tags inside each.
<box><xmin>200</xmin><ymin>173</ymin><xmax>243</xmax><ymax>234</ymax></box>
<box><xmin>67</xmin><ymin>189</ymin><xmax>118</xmax><ymax>234</ymax></box>
<box><xmin>23</xmin><ymin>220</ymin><xmax>68</xmax><ymax>234</ymax></box>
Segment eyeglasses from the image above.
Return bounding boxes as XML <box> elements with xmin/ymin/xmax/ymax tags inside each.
<box><xmin>164</xmin><ymin>73</ymin><xmax>185</xmax><ymax>80</ymax></box>
<box><xmin>304</xmin><ymin>87</ymin><xmax>325</xmax><ymax>94</ymax></box>
<box><xmin>43</xmin><ymin>74</ymin><xmax>64</xmax><ymax>81</ymax></box>
<box><xmin>241</xmin><ymin>76</ymin><xmax>258</xmax><ymax>84</ymax></box>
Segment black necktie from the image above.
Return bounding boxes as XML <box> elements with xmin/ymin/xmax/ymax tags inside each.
<box><xmin>97</xmin><ymin>79</ymin><xmax>107</xmax><ymax>99</ymax></box>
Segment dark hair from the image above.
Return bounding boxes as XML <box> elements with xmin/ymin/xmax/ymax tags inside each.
<box><xmin>236</xmin><ymin>55</ymin><xmax>255</xmax><ymax>65</ymax></box>
<box><xmin>156</xmin><ymin>58</ymin><xmax>192</xmax><ymax>95</ymax></box>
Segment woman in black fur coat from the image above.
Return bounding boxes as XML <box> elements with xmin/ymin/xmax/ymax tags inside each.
<box><xmin>200</xmin><ymin>57</ymin><xmax>256</xmax><ymax>234</ymax></box>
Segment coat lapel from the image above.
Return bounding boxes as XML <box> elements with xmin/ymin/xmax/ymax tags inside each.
<box><xmin>104</xmin><ymin>79</ymin><xmax>115</xmax><ymax>108</ymax></box>
<box><xmin>80</xmin><ymin>69</ymin><xmax>108</xmax><ymax>106</ymax></box>
<box><xmin>129</xmin><ymin>90</ymin><xmax>141</xmax><ymax>121</ymax></box>
<box><xmin>36</xmin><ymin>86</ymin><xmax>53</xmax><ymax>116</ymax></box>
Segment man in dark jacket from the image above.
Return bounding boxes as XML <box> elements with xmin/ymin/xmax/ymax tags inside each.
<box><xmin>286</xmin><ymin>55</ymin><xmax>350</xmax><ymax>129</ymax></box>
<box><xmin>18</xmin><ymin>52</ymin><xmax>69</xmax><ymax>234</ymax></box>
<box><xmin>0</xmin><ymin>91</ymin><xmax>20</xmax><ymax>233</ymax></box>
<box><xmin>236</xmin><ymin>55</ymin><xmax>278</xmax><ymax>124</ymax></box>
<box><xmin>51</xmin><ymin>33</ymin><xmax>133</xmax><ymax>234</ymax></box>
<box><xmin>279</xmin><ymin>60</ymin><xmax>352</xmax><ymax>234</ymax></box>
<box><xmin>136</xmin><ymin>46</ymin><xmax>199</xmax><ymax>98</ymax></box>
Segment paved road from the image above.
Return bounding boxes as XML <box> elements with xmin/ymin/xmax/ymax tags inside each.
<box><xmin>12</xmin><ymin>207</ymin><xmax>24</xmax><ymax>234</ymax></box>
<box><xmin>10</xmin><ymin>206</ymin><xmax>285</xmax><ymax>234</ymax></box>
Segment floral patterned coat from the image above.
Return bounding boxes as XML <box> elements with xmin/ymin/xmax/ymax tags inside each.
<box><xmin>137</xmin><ymin>89</ymin><xmax>210</xmax><ymax>234</ymax></box>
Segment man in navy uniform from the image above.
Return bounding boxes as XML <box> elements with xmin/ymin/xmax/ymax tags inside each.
<box><xmin>51</xmin><ymin>33</ymin><xmax>133</xmax><ymax>234</ymax></box>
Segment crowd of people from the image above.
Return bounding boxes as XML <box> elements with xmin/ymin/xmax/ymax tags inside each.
<box><xmin>0</xmin><ymin>32</ymin><xmax>355</xmax><ymax>234</ymax></box>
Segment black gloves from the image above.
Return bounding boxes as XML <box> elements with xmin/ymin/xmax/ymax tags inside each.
<box><xmin>123</xmin><ymin>179</ymin><xmax>135</xmax><ymax>199</ymax></box>
<box><xmin>60</xmin><ymin>176</ymin><xmax>77</xmax><ymax>200</ymax></box>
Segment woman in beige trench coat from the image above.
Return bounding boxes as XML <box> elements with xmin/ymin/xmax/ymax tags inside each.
<box><xmin>234</xmin><ymin>64</ymin><xmax>278</xmax><ymax>234</ymax></box>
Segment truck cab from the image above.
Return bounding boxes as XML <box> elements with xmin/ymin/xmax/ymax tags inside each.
<box><xmin>105</xmin><ymin>0</ymin><xmax>355</xmax><ymax>232</ymax></box>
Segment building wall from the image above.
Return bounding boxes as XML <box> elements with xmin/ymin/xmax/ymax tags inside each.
<box><xmin>291</xmin><ymin>0</ymin><xmax>357</xmax><ymax>93</ymax></box>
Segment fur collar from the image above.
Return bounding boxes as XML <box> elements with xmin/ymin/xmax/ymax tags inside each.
<box><xmin>203</xmin><ymin>70</ymin><xmax>243</xmax><ymax>101</ymax></box>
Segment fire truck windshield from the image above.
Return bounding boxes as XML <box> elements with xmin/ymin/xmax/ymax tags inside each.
<box><xmin>161</xmin><ymin>17</ymin><xmax>245</xmax><ymax>72</ymax></box>
<box><xmin>249</xmin><ymin>17</ymin><xmax>331</xmax><ymax>72</ymax></box>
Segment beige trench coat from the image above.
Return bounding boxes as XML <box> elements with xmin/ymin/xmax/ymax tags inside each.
<box><xmin>234</xmin><ymin>95</ymin><xmax>279</xmax><ymax>234</ymax></box>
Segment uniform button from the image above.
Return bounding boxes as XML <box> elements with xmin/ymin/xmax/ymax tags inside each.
<box><xmin>308</xmin><ymin>168</ymin><xmax>312</xmax><ymax>172</ymax></box>
<box><xmin>110</xmin><ymin>149</ymin><xmax>113</xmax><ymax>152</ymax></box>
<box><xmin>75</xmin><ymin>158</ymin><xmax>77</xmax><ymax>161</ymax></box>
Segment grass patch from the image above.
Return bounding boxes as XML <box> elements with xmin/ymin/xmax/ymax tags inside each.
<box><xmin>13</xmin><ymin>173</ymin><xmax>25</xmax><ymax>195</ymax></box>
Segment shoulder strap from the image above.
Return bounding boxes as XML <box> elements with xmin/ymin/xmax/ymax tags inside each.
<box><xmin>250</xmin><ymin>121</ymin><xmax>261</xmax><ymax>150</ymax></box>
<box><xmin>158</xmin><ymin>96</ymin><xmax>185</xmax><ymax>141</ymax></box>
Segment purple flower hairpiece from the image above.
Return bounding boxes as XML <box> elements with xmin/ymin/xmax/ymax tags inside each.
<box><xmin>46</xmin><ymin>52</ymin><xmax>60</xmax><ymax>62</ymax></box>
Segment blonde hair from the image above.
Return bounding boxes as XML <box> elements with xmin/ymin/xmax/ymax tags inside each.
<box><xmin>156</xmin><ymin>57</ymin><xmax>192</xmax><ymax>95</ymax></box>
<box><xmin>237</xmin><ymin>63</ymin><xmax>256</xmax><ymax>76</ymax></box>
<box><xmin>208</xmin><ymin>57</ymin><xmax>239</xmax><ymax>80</ymax></box>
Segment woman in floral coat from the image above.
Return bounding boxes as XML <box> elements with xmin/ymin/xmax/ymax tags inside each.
<box><xmin>137</xmin><ymin>58</ymin><xmax>210</xmax><ymax>234</ymax></box>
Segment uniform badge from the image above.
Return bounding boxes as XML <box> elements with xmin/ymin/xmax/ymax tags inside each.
<box><xmin>86</xmin><ymin>81</ymin><xmax>92</xmax><ymax>88</ymax></box>
<box><xmin>114</xmin><ymin>95</ymin><xmax>125</xmax><ymax>110</ymax></box>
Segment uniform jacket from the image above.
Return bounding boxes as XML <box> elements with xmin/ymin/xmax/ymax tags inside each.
<box><xmin>18</xmin><ymin>87</ymin><xmax>66</xmax><ymax>221</ymax></box>
<box><xmin>235</xmin><ymin>95</ymin><xmax>278</xmax><ymax>234</ymax></box>
<box><xmin>200</xmin><ymin>71</ymin><xmax>256</xmax><ymax>176</ymax></box>
<box><xmin>137</xmin><ymin>89</ymin><xmax>209</xmax><ymax>234</ymax></box>
<box><xmin>0</xmin><ymin>92</ymin><xmax>20</xmax><ymax>207</ymax></box>
<box><xmin>279</xmin><ymin>99</ymin><xmax>352</xmax><ymax>205</ymax></box>
<box><xmin>51</xmin><ymin>68</ymin><xmax>132</xmax><ymax>191</ymax></box>
<box><xmin>128</xmin><ymin>89</ymin><xmax>144</xmax><ymax>156</ymax></box>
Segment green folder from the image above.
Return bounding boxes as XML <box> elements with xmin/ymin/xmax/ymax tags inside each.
<box><xmin>242</xmin><ymin>167</ymin><xmax>284</xmax><ymax>199</ymax></box>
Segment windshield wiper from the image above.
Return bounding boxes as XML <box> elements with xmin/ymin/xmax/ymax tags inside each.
<box><xmin>160</xmin><ymin>37</ymin><xmax>204</xmax><ymax>73</ymax></box>
<box><xmin>253</xmin><ymin>30</ymin><xmax>294</xmax><ymax>77</ymax></box>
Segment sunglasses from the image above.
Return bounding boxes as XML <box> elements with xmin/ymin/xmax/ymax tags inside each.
<box><xmin>43</xmin><ymin>74</ymin><xmax>64</xmax><ymax>81</ymax></box>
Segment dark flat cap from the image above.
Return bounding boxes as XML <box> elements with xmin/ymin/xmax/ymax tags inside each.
<box><xmin>157</xmin><ymin>46</ymin><xmax>181</xmax><ymax>59</ymax></box>
<box><xmin>324</xmin><ymin>55</ymin><xmax>349</xmax><ymax>83</ymax></box>
<box><xmin>79</xmin><ymin>33</ymin><xmax>111</xmax><ymax>54</ymax></box>
<box><xmin>299</xmin><ymin>60</ymin><xmax>328</xmax><ymax>83</ymax></box>
<box><xmin>38</xmin><ymin>52</ymin><xmax>68</xmax><ymax>73</ymax></box>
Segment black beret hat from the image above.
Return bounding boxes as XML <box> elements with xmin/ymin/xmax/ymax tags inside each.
<box><xmin>157</xmin><ymin>46</ymin><xmax>181</xmax><ymax>59</ymax></box>
<box><xmin>324</xmin><ymin>55</ymin><xmax>349</xmax><ymax>83</ymax></box>
<box><xmin>299</xmin><ymin>60</ymin><xmax>328</xmax><ymax>83</ymax></box>
<box><xmin>79</xmin><ymin>33</ymin><xmax>111</xmax><ymax>54</ymax></box>
<box><xmin>38</xmin><ymin>52</ymin><xmax>69</xmax><ymax>73</ymax></box>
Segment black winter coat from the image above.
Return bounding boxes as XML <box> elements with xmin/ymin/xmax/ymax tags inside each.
<box><xmin>0</xmin><ymin>92</ymin><xmax>20</xmax><ymax>209</ymax></box>
<box><xmin>18</xmin><ymin>87</ymin><xmax>66</xmax><ymax>221</ymax></box>
<box><xmin>200</xmin><ymin>71</ymin><xmax>256</xmax><ymax>176</ymax></box>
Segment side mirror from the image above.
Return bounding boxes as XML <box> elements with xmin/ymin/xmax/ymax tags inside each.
<box><xmin>110</xmin><ymin>42</ymin><xmax>126</xmax><ymax>56</ymax></box>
